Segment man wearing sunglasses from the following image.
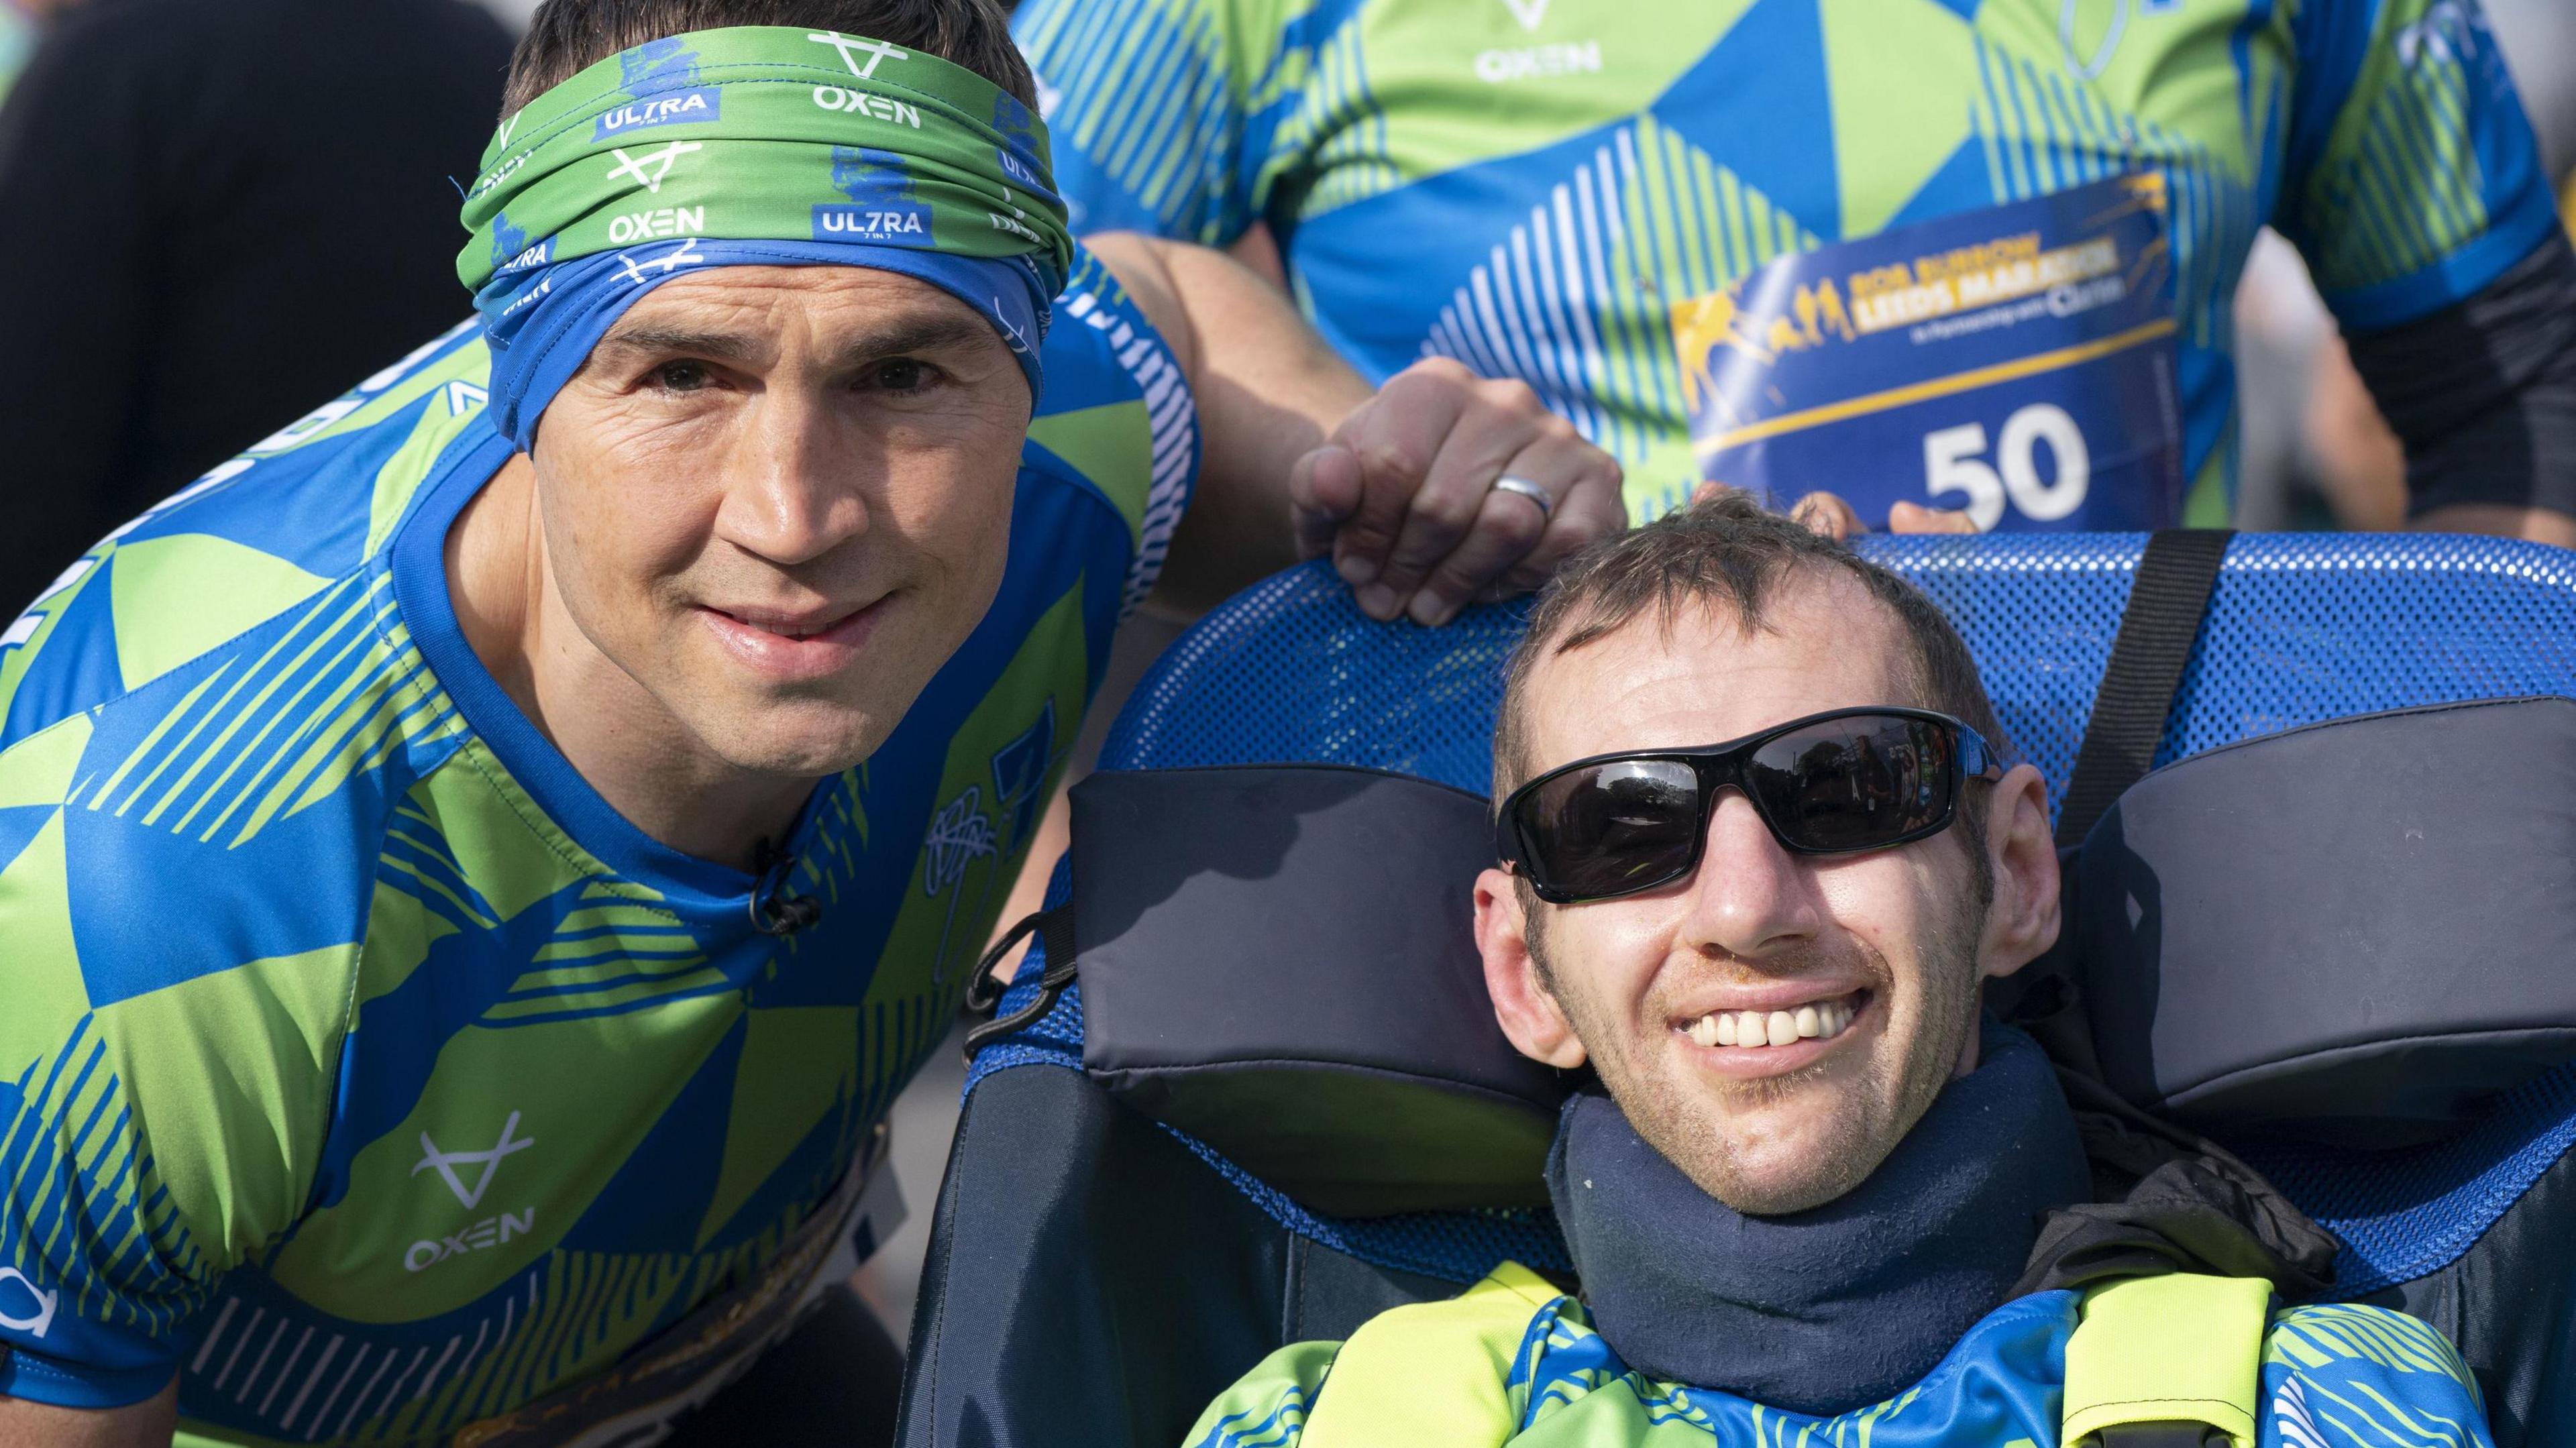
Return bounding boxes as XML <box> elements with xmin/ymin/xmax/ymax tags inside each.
<box><xmin>1186</xmin><ymin>494</ymin><xmax>2492</xmax><ymax>1447</ymax></box>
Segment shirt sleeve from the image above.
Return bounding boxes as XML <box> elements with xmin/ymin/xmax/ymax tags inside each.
<box><xmin>1012</xmin><ymin>0</ymin><xmax>1303</xmax><ymax>245</ymax></box>
<box><xmin>2262</xmin><ymin>1304</ymin><xmax>2496</xmax><ymax>1447</ymax></box>
<box><xmin>1183</xmin><ymin>1339</ymin><xmax>1338</xmax><ymax>1448</ymax></box>
<box><xmin>1033</xmin><ymin>243</ymin><xmax>1200</xmax><ymax>619</ymax></box>
<box><xmin>2279</xmin><ymin>0</ymin><xmax>2565</xmax><ymax>333</ymax></box>
<box><xmin>0</xmin><ymin>711</ymin><xmax>346</xmax><ymax>1408</ymax></box>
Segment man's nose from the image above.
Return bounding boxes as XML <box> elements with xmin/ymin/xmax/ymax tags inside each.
<box><xmin>711</xmin><ymin>390</ymin><xmax>871</xmax><ymax>566</ymax></box>
<box><xmin>1676</xmin><ymin>789</ymin><xmax>1820</xmax><ymax>960</ymax></box>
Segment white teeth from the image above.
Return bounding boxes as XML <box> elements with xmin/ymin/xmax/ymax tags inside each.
<box><xmin>1687</xmin><ymin>997</ymin><xmax>1864</xmax><ymax>1050</ymax></box>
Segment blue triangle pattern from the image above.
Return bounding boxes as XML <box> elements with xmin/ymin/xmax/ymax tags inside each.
<box><xmin>1650</xmin><ymin>0</ymin><xmax>1841</xmax><ymax>240</ymax></box>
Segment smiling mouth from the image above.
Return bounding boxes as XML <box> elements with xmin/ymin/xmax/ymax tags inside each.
<box><xmin>710</xmin><ymin>605</ymin><xmax>862</xmax><ymax>638</ymax></box>
<box><xmin>1677</xmin><ymin>990</ymin><xmax>1868</xmax><ymax>1050</ymax></box>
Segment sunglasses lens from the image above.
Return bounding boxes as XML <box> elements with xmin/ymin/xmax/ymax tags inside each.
<box><xmin>1747</xmin><ymin>715</ymin><xmax>1955</xmax><ymax>851</ymax></box>
<box><xmin>1517</xmin><ymin>759</ymin><xmax>1702</xmax><ymax>899</ymax></box>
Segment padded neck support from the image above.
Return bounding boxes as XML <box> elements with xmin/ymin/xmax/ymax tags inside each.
<box><xmin>1067</xmin><ymin>765</ymin><xmax>1568</xmax><ymax>1216</ymax></box>
<box><xmin>2075</xmin><ymin>695</ymin><xmax>2576</xmax><ymax>1147</ymax></box>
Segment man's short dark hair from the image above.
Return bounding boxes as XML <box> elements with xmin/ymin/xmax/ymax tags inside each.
<box><xmin>502</xmin><ymin>0</ymin><xmax>1034</xmax><ymax>115</ymax></box>
<box><xmin>1493</xmin><ymin>491</ymin><xmax>2010</xmax><ymax>801</ymax></box>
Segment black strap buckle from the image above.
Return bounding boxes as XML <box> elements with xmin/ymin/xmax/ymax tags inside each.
<box><xmin>961</xmin><ymin>903</ymin><xmax>1077</xmax><ymax>1064</ymax></box>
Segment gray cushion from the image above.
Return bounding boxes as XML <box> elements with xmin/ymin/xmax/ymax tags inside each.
<box><xmin>1069</xmin><ymin>765</ymin><xmax>1566</xmax><ymax>1217</ymax></box>
<box><xmin>2075</xmin><ymin>696</ymin><xmax>2576</xmax><ymax>1147</ymax></box>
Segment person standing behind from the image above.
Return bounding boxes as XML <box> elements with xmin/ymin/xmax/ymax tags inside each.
<box><xmin>1018</xmin><ymin>0</ymin><xmax>2576</xmax><ymax>575</ymax></box>
<box><xmin>0</xmin><ymin>0</ymin><xmax>514</xmax><ymax>610</ymax></box>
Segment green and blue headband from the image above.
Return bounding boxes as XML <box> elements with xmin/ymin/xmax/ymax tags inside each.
<box><xmin>457</xmin><ymin>26</ymin><xmax>1073</xmax><ymax>448</ymax></box>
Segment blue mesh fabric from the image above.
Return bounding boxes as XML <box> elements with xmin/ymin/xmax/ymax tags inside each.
<box><xmin>972</xmin><ymin>535</ymin><xmax>2576</xmax><ymax>1292</ymax></box>
<box><xmin>2241</xmin><ymin>1058</ymin><xmax>2576</xmax><ymax>1293</ymax></box>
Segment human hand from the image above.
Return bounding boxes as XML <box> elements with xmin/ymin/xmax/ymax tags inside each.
<box><xmin>1780</xmin><ymin>489</ymin><xmax>1982</xmax><ymax>542</ymax></box>
<box><xmin>1290</xmin><ymin>357</ymin><xmax>1627</xmax><ymax>626</ymax></box>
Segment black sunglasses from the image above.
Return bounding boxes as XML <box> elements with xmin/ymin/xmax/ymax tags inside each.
<box><xmin>1495</xmin><ymin>707</ymin><xmax>2002</xmax><ymax>905</ymax></box>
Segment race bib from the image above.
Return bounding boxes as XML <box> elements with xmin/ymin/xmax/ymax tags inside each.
<box><xmin>1674</xmin><ymin>173</ymin><xmax>2183</xmax><ymax>532</ymax></box>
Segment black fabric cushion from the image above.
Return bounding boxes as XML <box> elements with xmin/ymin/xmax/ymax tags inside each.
<box><xmin>1069</xmin><ymin>765</ymin><xmax>1567</xmax><ymax>1216</ymax></box>
<box><xmin>2074</xmin><ymin>697</ymin><xmax>2576</xmax><ymax>1147</ymax></box>
<box><xmin>897</xmin><ymin>1065</ymin><xmax>1455</xmax><ymax>1448</ymax></box>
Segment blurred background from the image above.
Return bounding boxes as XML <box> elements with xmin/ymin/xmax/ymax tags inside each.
<box><xmin>0</xmin><ymin>0</ymin><xmax>2568</xmax><ymax>1351</ymax></box>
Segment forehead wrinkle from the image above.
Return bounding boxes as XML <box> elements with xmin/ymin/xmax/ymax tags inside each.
<box><xmin>589</xmin><ymin>311</ymin><xmax>1003</xmax><ymax>376</ymax></box>
<box><xmin>1523</xmin><ymin>573</ymin><xmax>1915</xmax><ymax>764</ymax></box>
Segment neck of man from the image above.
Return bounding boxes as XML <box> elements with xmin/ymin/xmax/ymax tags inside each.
<box><xmin>445</xmin><ymin>454</ymin><xmax>816</xmax><ymax>875</ymax></box>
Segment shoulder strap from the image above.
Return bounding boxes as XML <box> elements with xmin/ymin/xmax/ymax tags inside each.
<box><xmin>2062</xmin><ymin>1272</ymin><xmax>2271</xmax><ymax>1448</ymax></box>
<box><xmin>1300</xmin><ymin>1262</ymin><xmax>1561</xmax><ymax>1448</ymax></box>
<box><xmin>2055</xmin><ymin>530</ymin><xmax>2235</xmax><ymax>848</ymax></box>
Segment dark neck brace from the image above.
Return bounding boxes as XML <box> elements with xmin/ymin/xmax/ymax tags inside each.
<box><xmin>1546</xmin><ymin>1019</ymin><xmax>2088</xmax><ymax>1416</ymax></box>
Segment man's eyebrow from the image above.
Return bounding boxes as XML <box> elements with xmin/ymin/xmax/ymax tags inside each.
<box><xmin>592</xmin><ymin>315</ymin><xmax>1001</xmax><ymax>367</ymax></box>
<box><xmin>824</xmin><ymin>315</ymin><xmax>1002</xmax><ymax>366</ymax></box>
<box><xmin>593</xmin><ymin>326</ymin><xmax>763</xmax><ymax>362</ymax></box>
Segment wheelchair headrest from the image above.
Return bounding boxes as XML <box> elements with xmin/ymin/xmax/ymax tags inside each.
<box><xmin>1067</xmin><ymin>765</ymin><xmax>1566</xmax><ymax>1217</ymax></box>
<box><xmin>1061</xmin><ymin>697</ymin><xmax>2576</xmax><ymax>1206</ymax></box>
<box><xmin>2073</xmin><ymin>696</ymin><xmax>2576</xmax><ymax>1148</ymax></box>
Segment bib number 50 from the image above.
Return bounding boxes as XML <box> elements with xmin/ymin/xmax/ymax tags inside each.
<box><xmin>1922</xmin><ymin>403</ymin><xmax>2091</xmax><ymax>531</ymax></box>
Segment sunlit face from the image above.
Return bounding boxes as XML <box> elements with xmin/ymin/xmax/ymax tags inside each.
<box><xmin>529</xmin><ymin>265</ymin><xmax>1030</xmax><ymax>778</ymax></box>
<box><xmin>1476</xmin><ymin>573</ymin><xmax>2018</xmax><ymax>1216</ymax></box>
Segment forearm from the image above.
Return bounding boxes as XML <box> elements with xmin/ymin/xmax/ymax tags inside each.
<box><xmin>2345</xmin><ymin>231</ymin><xmax>2576</xmax><ymax>540</ymax></box>
<box><xmin>0</xmin><ymin>1384</ymin><xmax>175</xmax><ymax>1448</ymax></box>
<box><xmin>1082</xmin><ymin>231</ymin><xmax>1371</xmax><ymax>616</ymax></box>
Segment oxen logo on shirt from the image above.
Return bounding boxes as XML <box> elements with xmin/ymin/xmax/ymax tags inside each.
<box><xmin>414</xmin><ymin>1110</ymin><xmax>535</xmax><ymax>1209</ymax></box>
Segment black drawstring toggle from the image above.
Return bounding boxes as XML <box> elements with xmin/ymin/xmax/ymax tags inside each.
<box><xmin>749</xmin><ymin>839</ymin><xmax>824</xmax><ymax>936</ymax></box>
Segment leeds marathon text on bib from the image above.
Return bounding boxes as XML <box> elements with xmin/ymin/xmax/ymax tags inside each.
<box><xmin>1674</xmin><ymin>173</ymin><xmax>2182</xmax><ymax>532</ymax></box>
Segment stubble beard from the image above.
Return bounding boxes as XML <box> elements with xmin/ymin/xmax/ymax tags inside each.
<box><xmin>1534</xmin><ymin>882</ymin><xmax>1990</xmax><ymax>1217</ymax></box>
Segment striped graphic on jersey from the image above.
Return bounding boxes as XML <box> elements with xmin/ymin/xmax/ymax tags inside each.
<box><xmin>2265</xmin><ymin>1302</ymin><xmax>2470</xmax><ymax>1377</ymax></box>
<box><xmin>486</xmin><ymin>887</ymin><xmax>720</xmax><ymax>1024</ymax></box>
<box><xmin>81</xmin><ymin>575</ymin><xmax>468</xmax><ymax>849</ymax></box>
<box><xmin>1018</xmin><ymin>0</ymin><xmax>1242</xmax><ymax>240</ymax></box>
<box><xmin>784</xmin><ymin>774</ymin><xmax>867</xmax><ymax>914</ymax></box>
<box><xmin>180</xmin><ymin>1188</ymin><xmax>847</xmax><ymax>1445</ymax></box>
<box><xmin>2308</xmin><ymin>29</ymin><xmax>2490</xmax><ymax>294</ymax></box>
<box><xmin>1969</xmin><ymin>38</ymin><xmax>2259</xmax><ymax>355</ymax></box>
<box><xmin>1273</xmin><ymin>11</ymin><xmax>1399</xmax><ymax>217</ymax></box>
<box><xmin>851</xmin><ymin>985</ymin><xmax>954</xmax><ymax>1135</ymax></box>
<box><xmin>0</xmin><ymin>1013</ymin><xmax>201</xmax><ymax>1337</ymax></box>
<box><xmin>1056</xmin><ymin>286</ymin><xmax>1196</xmax><ymax>614</ymax></box>
<box><xmin>2272</xmin><ymin>1376</ymin><xmax>2330</xmax><ymax>1448</ymax></box>
<box><xmin>1419</xmin><ymin>115</ymin><xmax>1813</xmax><ymax>511</ymax></box>
<box><xmin>184</xmin><ymin>1268</ymin><xmax>547</xmax><ymax>1442</ymax></box>
<box><xmin>381</xmin><ymin>812</ymin><xmax>733</xmax><ymax>1032</ymax></box>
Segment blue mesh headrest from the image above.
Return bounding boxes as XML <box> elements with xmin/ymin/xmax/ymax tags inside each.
<box><xmin>1061</xmin><ymin>535</ymin><xmax>2576</xmax><ymax>1293</ymax></box>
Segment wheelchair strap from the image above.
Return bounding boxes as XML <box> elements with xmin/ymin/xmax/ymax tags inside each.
<box><xmin>2055</xmin><ymin>529</ymin><xmax>2235</xmax><ymax>848</ymax></box>
<box><xmin>1300</xmin><ymin>1262</ymin><xmax>1560</xmax><ymax>1448</ymax></box>
<box><xmin>2062</xmin><ymin>1272</ymin><xmax>2269</xmax><ymax>1448</ymax></box>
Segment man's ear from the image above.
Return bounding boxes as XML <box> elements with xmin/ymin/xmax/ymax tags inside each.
<box><xmin>1474</xmin><ymin>867</ymin><xmax>1588</xmax><ymax>1069</ymax></box>
<box><xmin>1976</xmin><ymin>763</ymin><xmax>2061</xmax><ymax>982</ymax></box>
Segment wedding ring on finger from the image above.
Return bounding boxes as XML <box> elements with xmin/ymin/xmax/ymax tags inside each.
<box><xmin>1490</xmin><ymin>474</ymin><xmax>1554</xmax><ymax>519</ymax></box>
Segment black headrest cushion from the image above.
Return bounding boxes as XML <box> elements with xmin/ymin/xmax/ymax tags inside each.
<box><xmin>1068</xmin><ymin>765</ymin><xmax>1565</xmax><ymax>1217</ymax></box>
<box><xmin>2076</xmin><ymin>696</ymin><xmax>2576</xmax><ymax>1148</ymax></box>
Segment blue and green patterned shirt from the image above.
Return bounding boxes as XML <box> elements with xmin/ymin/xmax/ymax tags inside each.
<box><xmin>0</xmin><ymin>243</ymin><xmax>1194</xmax><ymax>1445</ymax></box>
<box><xmin>1020</xmin><ymin>0</ymin><xmax>2561</xmax><ymax>521</ymax></box>
<box><xmin>1189</xmin><ymin>1263</ymin><xmax>2493</xmax><ymax>1447</ymax></box>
